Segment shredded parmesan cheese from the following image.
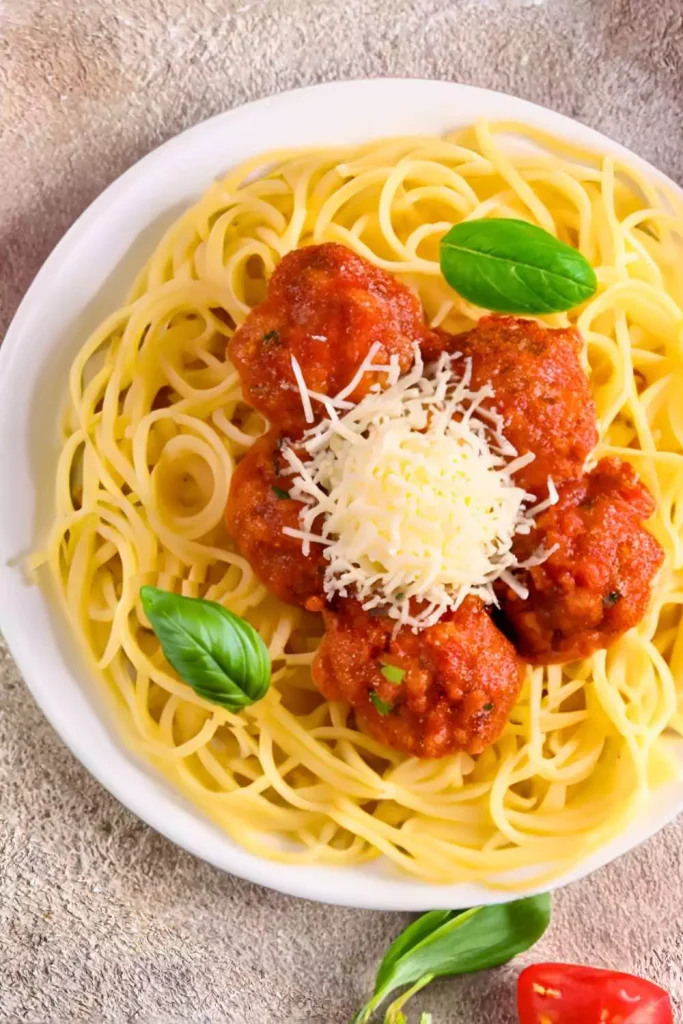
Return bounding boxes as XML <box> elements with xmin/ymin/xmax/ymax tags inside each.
<box><xmin>290</xmin><ymin>355</ymin><xmax>315</xmax><ymax>425</ymax></box>
<box><xmin>282</xmin><ymin>345</ymin><xmax>557</xmax><ymax>630</ymax></box>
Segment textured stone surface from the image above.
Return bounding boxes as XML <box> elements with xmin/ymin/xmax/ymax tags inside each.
<box><xmin>1</xmin><ymin>0</ymin><xmax>683</xmax><ymax>1020</ymax></box>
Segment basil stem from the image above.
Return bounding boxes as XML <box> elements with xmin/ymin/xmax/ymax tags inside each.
<box><xmin>353</xmin><ymin>893</ymin><xmax>551</xmax><ymax>1023</ymax></box>
<box><xmin>140</xmin><ymin>586</ymin><xmax>270</xmax><ymax>713</ymax></box>
<box><xmin>440</xmin><ymin>218</ymin><xmax>597</xmax><ymax>314</ymax></box>
<box><xmin>382</xmin><ymin>975</ymin><xmax>434</xmax><ymax>1024</ymax></box>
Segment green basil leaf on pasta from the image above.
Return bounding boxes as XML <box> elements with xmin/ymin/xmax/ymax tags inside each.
<box><xmin>353</xmin><ymin>893</ymin><xmax>551</xmax><ymax>1023</ymax></box>
<box><xmin>140</xmin><ymin>586</ymin><xmax>270</xmax><ymax>712</ymax></box>
<box><xmin>439</xmin><ymin>218</ymin><xmax>597</xmax><ymax>314</ymax></box>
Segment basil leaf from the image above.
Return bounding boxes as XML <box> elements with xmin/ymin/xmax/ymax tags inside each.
<box><xmin>382</xmin><ymin>894</ymin><xmax>551</xmax><ymax>990</ymax></box>
<box><xmin>375</xmin><ymin>911</ymin><xmax>452</xmax><ymax>994</ymax></box>
<box><xmin>440</xmin><ymin>219</ymin><xmax>596</xmax><ymax>314</ymax></box>
<box><xmin>140</xmin><ymin>586</ymin><xmax>270</xmax><ymax>712</ymax></box>
<box><xmin>354</xmin><ymin>894</ymin><xmax>551</xmax><ymax>1022</ymax></box>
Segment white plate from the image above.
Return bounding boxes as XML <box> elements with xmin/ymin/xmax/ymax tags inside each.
<box><xmin>1</xmin><ymin>79</ymin><xmax>682</xmax><ymax>910</ymax></box>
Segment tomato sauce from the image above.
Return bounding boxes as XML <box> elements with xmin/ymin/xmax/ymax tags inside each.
<box><xmin>501</xmin><ymin>457</ymin><xmax>664</xmax><ymax>663</ymax></box>
<box><xmin>426</xmin><ymin>316</ymin><xmax>599</xmax><ymax>498</ymax></box>
<box><xmin>225</xmin><ymin>430</ymin><xmax>326</xmax><ymax>610</ymax></box>
<box><xmin>228</xmin><ymin>243</ymin><xmax>437</xmax><ymax>435</ymax></box>
<box><xmin>313</xmin><ymin>597</ymin><xmax>522</xmax><ymax>758</ymax></box>
<box><xmin>225</xmin><ymin>243</ymin><xmax>664</xmax><ymax>756</ymax></box>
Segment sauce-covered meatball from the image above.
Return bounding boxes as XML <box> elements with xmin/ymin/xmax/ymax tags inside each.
<box><xmin>225</xmin><ymin>431</ymin><xmax>325</xmax><ymax>609</ymax></box>
<box><xmin>229</xmin><ymin>243</ymin><xmax>436</xmax><ymax>434</ymax></box>
<box><xmin>425</xmin><ymin>317</ymin><xmax>598</xmax><ymax>497</ymax></box>
<box><xmin>313</xmin><ymin>597</ymin><xmax>523</xmax><ymax>758</ymax></box>
<box><xmin>500</xmin><ymin>457</ymin><xmax>664</xmax><ymax>664</ymax></box>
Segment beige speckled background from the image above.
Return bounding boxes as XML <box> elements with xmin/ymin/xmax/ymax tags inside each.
<box><xmin>1</xmin><ymin>1</ymin><xmax>683</xmax><ymax>1021</ymax></box>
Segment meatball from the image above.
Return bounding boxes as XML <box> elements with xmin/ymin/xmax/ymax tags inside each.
<box><xmin>500</xmin><ymin>457</ymin><xmax>664</xmax><ymax>664</ymax></box>
<box><xmin>225</xmin><ymin>430</ymin><xmax>326</xmax><ymax>609</ymax></box>
<box><xmin>228</xmin><ymin>243</ymin><xmax>436</xmax><ymax>434</ymax></box>
<box><xmin>425</xmin><ymin>317</ymin><xmax>599</xmax><ymax>497</ymax></box>
<box><xmin>312</xmin><ymin>597</ymin><xmax>523</xmax><ymax>758</ymax></box>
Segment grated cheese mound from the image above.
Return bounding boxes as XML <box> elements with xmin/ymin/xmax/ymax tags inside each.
<box><xmin>282</xmin><ymin>345</ymin><xmax>557</xmax><ymax>630</ymax></box>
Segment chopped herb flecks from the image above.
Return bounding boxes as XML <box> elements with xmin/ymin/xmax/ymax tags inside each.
<box><xmin>262</xmin><ymin>330</ymin><xmax>280</xmax><ymax>346</ymax></box>
<box><xmin>369</xmin><ymin>690</ymin><xmax>394</xmax><ymax>716</ymax></box>
<box><xmin>379</xmin><ymin>664</ymin><xmax>406</xmax><ymax>685</ymax></box>
<box><xmin>483</xmin><ymin>702</ymin><xmax>494</xmax><ymax>712</ymax></box>
<box><xmin>603</xmin><ymin>591</ymin><xmax>622</xmax><ymax>607</ymax></box>
<box><xmin>272</xmin><ymin>485</ymin><xmax>291</xmax><ymax>500</ymax></box>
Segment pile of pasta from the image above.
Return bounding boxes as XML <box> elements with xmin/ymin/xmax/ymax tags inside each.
<box><xmin>39</xmin><ymin>120</ymin><xmax>683</xmax><ymax>886</ymax></box>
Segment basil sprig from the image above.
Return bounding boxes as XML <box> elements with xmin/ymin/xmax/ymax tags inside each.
<box><xmin>440</xmin><ymin>218</ymin><xmax>597</xmax><ymax>314</ymax></box>
<box><xmin>353</xmin><ymin>893</ymin><xmax>551</xmax><ymax>1023</ymax></box>
<box><xmin>140</xmin><ymin>586</ymin><xmax>270</xmax><ymax>712</ymax></box>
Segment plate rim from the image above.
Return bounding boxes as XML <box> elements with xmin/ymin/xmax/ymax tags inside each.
<box><xmin>1</xmin><ymin>77</ymin><xmax>682</xmax><ymax>910</ymax></box>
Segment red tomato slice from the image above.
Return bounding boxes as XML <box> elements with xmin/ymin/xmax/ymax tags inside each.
<box><xmin>517</xmin><ymin>963</ymin><xmax>674</xmax><ymax>1023</ymax></box>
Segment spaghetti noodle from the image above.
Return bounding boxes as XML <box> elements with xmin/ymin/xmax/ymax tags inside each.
<box><xmin>37</xmin><ymin>120</ymin><xmax>683</xmax><ymax>886</ymax></box>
